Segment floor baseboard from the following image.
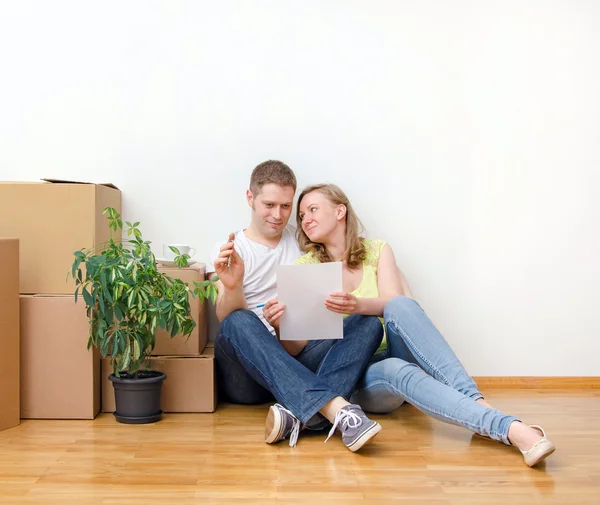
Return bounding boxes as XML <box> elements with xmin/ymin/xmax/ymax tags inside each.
<box><xmin>473</xmin><ymin>376</ymin><xmax>600</xmax><ymax>389</ymax></box>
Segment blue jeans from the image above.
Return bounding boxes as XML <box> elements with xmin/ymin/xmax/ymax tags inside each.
<box><xmin>350</xmin><ymin>296</ymin><xmax>519</xmax><ymax>445</ymax></box>
<box><xmin>214</xmin><ymin>309</ymin><xmax>383</xmax><ymax>424</ymax></box>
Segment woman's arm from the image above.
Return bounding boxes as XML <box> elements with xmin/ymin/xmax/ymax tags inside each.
<box><xmin>326</xmin><ymin>244</ymin><xmax>413</xmax><ymax>317</ymax></box>
<box><xmin>376</xmin><ymin>244</ymin><xmax>413</xmax><ymax>300</ymax></box>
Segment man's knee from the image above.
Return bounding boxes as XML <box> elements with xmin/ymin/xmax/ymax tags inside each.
<box><xmin>359</xmin><ymin>314</ymin><xmax>384</xmax><ymax>334</ymax></box>
<box><xmin>345</xmin><ymin>314</ymin><xmax>384</xmax><ymax>345</ymax></box>
<box><xmin>214</xmin><ymin>332</ymin><xmax>233</xmax><ymax>357</ymax></box>
<box><xmin>219</xmin><ymin>309</ymin><xmax>260</xmax><ymax>338</ymax></box>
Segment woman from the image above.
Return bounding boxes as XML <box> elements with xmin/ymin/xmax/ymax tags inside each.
<box><xmin>263</xmin><ymin>183</ymin><xmax>555</xmax><ymax>467</ymax></box>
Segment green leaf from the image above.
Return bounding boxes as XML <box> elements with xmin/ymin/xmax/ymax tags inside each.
<box><xmin>82</xmin><ymin>287</ymin><xmax>93</xmax><ymax>306</ymax></box>
<box><xmin>127</xmin><ymin>289</ymin><xmax>135</xmax><ymax>308</ymax></box>
<box><xmin>120</xmin><ymin>342</ymin><xmax>131</xmax><ymax>372</ymax></box>
<box><xmin>133</xmin><ymin>339</ymin><xmax>141</xmax><ymax>361</ymax></box>
<box><xmin>98</xmin><ymin>289</ymin><xmax>105</xmax><ymax>313</ymax></box>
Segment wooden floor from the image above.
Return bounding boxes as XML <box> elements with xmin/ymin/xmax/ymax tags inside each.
<box><xmin>1</xmin><ymin>389</ymin><xmax>599</xmax><ymax>505</ymax></box>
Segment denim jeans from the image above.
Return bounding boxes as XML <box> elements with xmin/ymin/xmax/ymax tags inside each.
<box><xmin>350</xmin><ymin>296</ymin><xmax>519</xmax><ymax>445</ymax></box>
<box><xmin>214</xmin><ymin>309</ymin><xmax>383</xmax><ymax>424</ymax></box>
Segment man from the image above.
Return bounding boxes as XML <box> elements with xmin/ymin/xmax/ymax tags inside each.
<box><xmin>206</xmin><ymin>160</ymin><xmax>383</xmax><ymax>452</ymax></box>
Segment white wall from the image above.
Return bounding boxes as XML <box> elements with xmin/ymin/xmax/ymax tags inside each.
<box><xmin>1</xmin><ymin>1</ymin><xmax>598</xmax><ymax>375</ymax></box>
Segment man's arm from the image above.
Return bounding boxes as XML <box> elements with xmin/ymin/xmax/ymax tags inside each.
<box><xmin>210</xmin><ymin>233</ymin><xmax>248</xmax><ymax>322</ymax></box>
<box><xmin>262</xmin><ymin>298</ymin><xmax>308</xmax><ymax>356</ymax></box>
<box><xmin>209</xmin><ymin>273</ymin><xmax>248</xmax><ymax>321</ymax></box>
<box><xmin>278</xmin><ymin>338</ymin><xmax>308</xmax><ymax>357</ymax></box>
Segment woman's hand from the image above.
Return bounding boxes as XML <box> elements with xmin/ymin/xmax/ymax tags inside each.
<box><xmin>325</xmin><ymin>292</ymin><xmax>359</xmax><ymax>314</ymax></box>
<box><xmin>263</xmin><ymin>297</ymin><xmax>285</xmax><ymax>331</ymax></box>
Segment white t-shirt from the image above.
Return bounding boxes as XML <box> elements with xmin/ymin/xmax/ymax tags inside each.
<box><xmin>206</xmin><ymin>225</ymin><xmax>302</xmax><ymax>334</ymax></box>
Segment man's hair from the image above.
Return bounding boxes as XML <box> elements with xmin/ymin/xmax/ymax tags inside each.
<box><xmin>296</xmin><ymin>183</ymin><xmax>367</xmax><ymax>270</ymax></box>
<box><xmin>250</xmin><ymin>160</ymin><xmax>297</xmax><ymax>195</ymax></box>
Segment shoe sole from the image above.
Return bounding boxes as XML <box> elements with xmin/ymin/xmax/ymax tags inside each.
<box><xmin>525</xmin><ymin>444</ymin><xmax>556</xmax><ymax>467</ymax></box>
<box><xmin>265</xmin><ymin>405</ymin><xmax>283</xmax><ymax>444</ymax></box>
<box><xmin>347</xmin><ymin>422</ymin><xmax>382</xmax><ymax>452</ymax></box>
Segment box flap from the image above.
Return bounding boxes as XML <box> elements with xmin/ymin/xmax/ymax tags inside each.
<box><xmin>41</xmin><ymin>178</ymin><xmax>120</xmax><ymax>190</ymax></box>
<box><xmin>20</xmin><ymin>294</ymin><xmax>74</xmax><ymax>299</ymax></box>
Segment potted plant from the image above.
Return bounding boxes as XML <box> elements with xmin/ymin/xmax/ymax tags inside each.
<box><xmin>70</xmin><ymin>207</ymin><xmax>218</xmax><ymax>424</ymax></box>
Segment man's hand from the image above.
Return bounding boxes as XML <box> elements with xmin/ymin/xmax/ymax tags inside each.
<box><xmin>325</xmin><ymin>292</ymin><xmax>358</xmax><ymax>314</ymax></box>
<box><xmin>263</xmin><ymin>297</ymin><xmax>285</xmax><ymax>333</ymax></box>
<box><xmin>264</xmin><ymin>297</ymin><xmax>308</xmax><ymax>356</ymax></box>
<box><xmin>214</xmin><ymin>233</ymin><xmax>244</xmax><ymax>291</ymax></box>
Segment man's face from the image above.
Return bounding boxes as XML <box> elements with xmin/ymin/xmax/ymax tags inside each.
<box><xmin>247</xmin><ymin>183</ymin><xmax>295</xmax><ymax>238</ymax></box>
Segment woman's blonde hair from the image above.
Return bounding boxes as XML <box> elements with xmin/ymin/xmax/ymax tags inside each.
<box><xmin>296</xmin><ymin>184</ymin><xmax>366</xmax><ymax>269</ymax></box>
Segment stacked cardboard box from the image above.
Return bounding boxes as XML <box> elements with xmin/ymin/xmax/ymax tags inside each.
<box><xmin>102</xmin><ymin>263</ymin><xmax>217</xmax><ymax>414</ymax></box>
<box><xmin>0</xmin><ymin>239</ymin><xmax>20</xmax><ymax>431</ymax></box>
<box><xmin>153</xmin><ymin>264</ymin><xmax>208</xmax><ymax>356</ymax></box>
<box><xmin>1</xmin><ymin>179</ymin><xmax>217</xmax><ymax>418</ymax></box>
<box><xmin>102</xmin><ymin>348</ymin><xmax>216</xmax><ymax>413</ymax></box>
<box><xmin>20</xmin><ymin>295</ymin><xmax>101</xmax><ymax>419</ymax></box>
<box><xmin>0</xmin><ymin>180</ymin><xmax>121</xmax><ymax>419</ymax></box>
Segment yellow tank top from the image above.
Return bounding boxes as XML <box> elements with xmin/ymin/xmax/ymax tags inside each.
<box><xmin>294</xmin><ymin>239</ymin><xmax>387</xmax><ymax>354</ymax></box>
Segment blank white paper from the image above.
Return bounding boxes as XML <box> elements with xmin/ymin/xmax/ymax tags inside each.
<box><xmin>277</xmin><ymin>262</ymin><xmax>343</xmax><ymax>341</ymax></box>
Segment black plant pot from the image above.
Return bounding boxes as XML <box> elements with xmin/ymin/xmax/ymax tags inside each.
<box><xmin>109</xmin><ymin>371</ymin><xmax>167</xmax><ymax>424</ymax></box>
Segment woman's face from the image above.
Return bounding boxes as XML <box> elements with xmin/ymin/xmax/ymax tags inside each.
<box><xmin>298</xmin><ymin>191</ymin><xmax>343</xmax><ymax>243</ymax></box>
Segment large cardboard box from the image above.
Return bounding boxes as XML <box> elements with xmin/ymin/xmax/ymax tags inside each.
<box><xmin>102</xmin><ymin>348</ymin><xmax>216</xmax><ymax>413</ymax></box>
<box><xmin>153</xmin><ymin>263</ymin><xmax>208</xmax><ymax>356</ymax></box>
<box><xmin>0</xmin><ymin>179</ymin><xmax>121</xmax><ymax>294</ymax></box>
<box><xmin>20</xmin><ymin>295</ymin><xmax>100</xmax><ymax>419</ymax></box>
<box><xmin>0</xmin><ymin>239</ymin><xmax>20</xmax><ymax>431</ymax></box>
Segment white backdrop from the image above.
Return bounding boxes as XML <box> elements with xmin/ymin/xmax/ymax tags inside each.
<box><xmin>1</xmin><ymin>1</ymin><xmax>598</xmax><ymax>375</ymax></box>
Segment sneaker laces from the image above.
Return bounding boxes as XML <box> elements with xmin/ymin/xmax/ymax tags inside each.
<box><xmin>324</xmin><ymin>408</ymin><xmax>362</xmax><ymax>443</ymax></box>
<box><xmin>275</xmin><ymin>404</ymin><xmax>301</xmax><ymax>447</ymax></box>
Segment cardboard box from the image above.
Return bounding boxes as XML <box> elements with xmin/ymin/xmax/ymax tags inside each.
<box><xmin>0</xmin><ymin>239</ymin><xmax>20</xmax><ymax>431</ymax></box>
<box><xmin>0</xmin><ymin>179</ymin><xmax>121</xmax><ymax>294</ymax></box>
<box><xmin>20</xmin><ymin>295</ymin><xmax>100</xmax><ymax>419</ymax></box>
<box><xmin>153</xmin><ymin>263</ymin><xmax>208</xmax><ymax>356</ymax></box>
<box><xmin>102</xmin><ymin>348</ymin><xmax>216</xmax><ymax>413</ymax></box>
